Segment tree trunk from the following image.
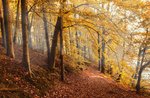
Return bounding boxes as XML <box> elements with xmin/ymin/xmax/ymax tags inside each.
<box><xmin>83</xmin><ymin>46</ymin><xmax>86</xmax><ymax>59</ymax></box>
<box><xmin>121</xmin><ymin>41</ymin><xmax>125</xmax><ymax>61</ymax></box>
<box><xmin>68</xmin><ymin>27</ymin><xmax>72</xmax><ymax>55</ymax></box>
<box><xmin>136</xmin><ymin>47</ymin><xmax>146</xmax><ymax>93</ymax></box>
<box><xmin>60</xmin><ymin>16</ymin><xmax>64</xmax><ymax>81</ymax></box>
<box><xmin>135</xmin><ymin>47</ymin><xmax>142</xmax><ymax>79</ymax></box>
<box><xmin>136</xmin><ymin>68</ymin><xmax>142</xmax><ymax>93</ymax></box>
<box><xmin>49</xmin><ymin>16</ymin><xmax>61</xmax><ymax>69</ymax></box>
<box><xmin>76</xmin><ymin>31</ymin><xmax>80</xmax><ymax>55</ymax></box>
<box><xmin>101</xmin><ymin>29</ymin><xmax>105</xmax><ymax>73</ymax></box>
<box><xmin>27</xmin><ymin>12</ymin><xmax>34</xmax><ymax>48</ymax></box>
<box><xmin>0</xmin><ymin>7</ymin><xmax>6</xmax><ymax>48</ymax></box>
<box><xmin>98</xmin><ymin>32</ymin><xmax>101</xmax><ymax>71</ymax></box>
<box><xmin>42</xmin><ymin>8</ymin><xmax>51</xmax><ymax>65</ymax></box>
<box><xmin>13</xmin><ymin>0</ymin><xmax>20</xmax><ymax>44</ymax></box>
<box><xmin>2</xmin><ymin>0</ymin><xmax>14</xmax><ymax>58</ymax></box>
<box><xmin>21</xmin><ymin>0</ymin><xmax>32</xmax><ymax>76</ymax></box>
<box><xmin>136</xmin><ymin>61</ymin><xmax>150</xmax><ymax>93</ymax></box>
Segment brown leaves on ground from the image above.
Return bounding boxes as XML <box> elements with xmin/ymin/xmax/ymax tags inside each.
<box><xmin>48</xmin><ymin>67</ymin><xmax>148</xmax><ymax>98</ymax></box>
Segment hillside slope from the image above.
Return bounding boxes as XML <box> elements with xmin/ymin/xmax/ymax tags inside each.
<box><xmin>0</xmin><ymin>40</ymin><xmax>149</xmax><ymax>98</ymax></box>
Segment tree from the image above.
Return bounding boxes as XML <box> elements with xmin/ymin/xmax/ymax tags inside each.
<box><xmin>2</xmin><ymin>0</ymin><xmax>14</xmax><ymax>58</ymax></box>
<box><xmin>13</xmin><ymin>0</ymin><xmax>20</xmax><ymax>44</ymax></box>
<box><xmin>75</xmin><ymin>31</ymin><xmax>80</xmax><ymax>56</ymax></box>
<box><xmin>97</xmin><ymin>32</ymin><xmax>101</xmax><ymax>71</ymax></box>
<box><xmin>0</xmin><ymin>4</ymin><xmax>6</xmax><ymax>48</ymax></box>
<box><xmin>27</xmin><ymin>8</ymin><xmax>35</xmax><ymax>49</ymax></box>
<box><xmin>60</xmin><ymin>16</ymin><xmax>64</xmax><ymax>81</ymax></box>
<box><xmin>42</xmin><ymin>5</ymin><xmax>51</xmax><ymax>66</ymax></box>
<box><xmin>59</xmin><ymin>0</ymin><xmax>65</xmax><ymax>81</ymax></box>
<box><xmin>136</xmin><ymin>61</ymin><xmax>150</xmax><ymax>93</ymax></box>
<box><xmin>49</xmin><ymin>16</ymin><xmax>61</xmax><ymax>69</ymax></box>
<box><xmin>101</xmin><ymin>29</ymin><xmax>106</xmax><ymax>73</ymax></box>
<box><xmin>21</xmin><ymin>0</ymin><xmax>32</xmax><ymax>76</ymax></box>
<box><xmin>135</xmin><ymin>28</ymin><xmax>150</xmax><ymax>93</ymax></box>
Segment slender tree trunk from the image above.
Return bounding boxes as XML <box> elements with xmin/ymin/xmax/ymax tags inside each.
<box><xmin>59</xmin><ymin>0</ymin><xmax>65</xmax><ymax>81</ymax></box>
<box><xmin>136</xmin><ymin>61</ymin><xmax>150</xmax><ymax>93</ymax></box>
<box><xmin>135</xmin><ymin>47</ymin><xmax>142</xmax><ymax>79</ymax></box>
<box><xmin>135</xmin><ymin>28</ymin><xmax>149</xmax><ymax>92</ymax></box>
<box><xmin>27</xmin><ymin>12</ymin><xmax>34</xmax><ymax>48</ymax></box>
<box><xmin>84</xmin><ymin>46</ymin><xmax>86</xmax><ymax>59</ymax></box>
<box><xmin>122</xmin><ymin>41</ymin><xmax>126</xmax><ymax>61</ymax></box>
<box><xmin>2</xmin><ymin>0</ymin><xmax>14</xmax><ymax>58</ymax></box>
<box><xmin>101</xmin><ymin>29</ymin><xmax>105</xmax><ymax>73</ymax></box>
<box><xmin>42</xmin><ymin>8</ymin><xmax>51</xmax><ymax>65</ymax></box>
<box><xmin>49</xmin><ymin>17</ymin><xmax>61</xmax><ymax>69</ymax></box>
<box><xmin>21</xmin><ymin>0</ymin><xmax>32</xmax><ymax>76</ymax></box>
<box><xmin>136</xmin><ymin>47</ymin><xmax>146</xmax><ymax>93</ymax></box>
<box><xmin>136</xmin><ymin>68</ymin><xmax>142</xmax><ymax>93</ymax></box>
<box><xmin>68</xmin><ymin>27</ymin><xmax>73</xmax><ymax>56</ymax></box>
<box><xmin>64</xmin><ymin>39</ymin><xmax>67</xmax><ymax>54</ymax></box>
<box><xmin>76</xmin><ymin>31</ymin><xmax>80</xmax><ymax>55</ymax></box>
<box><xmin>87</xmin><ymin>41</ymin><xmax>91</xmax><ymax>60</ymax></box>
<box><xmin>0</xmin><ymin>7</ymin><xmax>6</xmax><ymax>48</ymax></box>
<box><xmin>60</xmin><ymin>16</ymin><xmax>64</xmax><ymax>81</ymax></box>
<box><xmin>98</xmin><ymin>32</ymin><xmax>101</xmax><ymax>71</ymax></box>
<box><xmin>69</xmin><ymin>28</ymin><xmax>76</xmax><ymax>56</ymax></box>
<box><xmin>13</xmin><ymin>0</ymin><xmax>20</xmax><ymax>44</ymax></box>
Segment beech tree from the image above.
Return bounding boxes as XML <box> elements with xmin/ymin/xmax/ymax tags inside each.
<box><xmin>135</xmin><ymin>28</ymin><xmax>150</xmax><ymax>93</ymax></box>
<box><xmin>49</xmin><ymin>16</ymin><xmax>61</xmax><ymax>69</ymax></box>
<box><xmin>13</xmin><ymin>0</ymin><xmax>20</xmax><ymax>44</ymax></box>
<box><xmin>2</xmin><ymin>0</ymin><xmax>14</xmax><ymax>58</ymax></box>
<box><xmin>21</xmin><ymin>0</ymin><xmax>32</xmax><ymax>76</ymax></box>
<box><xmin>101</xmin><ymin>29</ymin><xmax>106</xmax><ymax>73</ymax></box>
<box><xmin>0</xmin><ymin>3</ymin><xmax>5</xmax><ymax>48</ymax></box>
<box><xmin>42</xmin><ymin>4</ymin><xmax>51</xmax><ymax>66</ymax></box>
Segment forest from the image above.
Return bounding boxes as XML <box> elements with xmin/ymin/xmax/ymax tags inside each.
<box><xmin>0</xmin><ymin>0</ymin><xmax>149</xmax><ymax>98</ymax></box>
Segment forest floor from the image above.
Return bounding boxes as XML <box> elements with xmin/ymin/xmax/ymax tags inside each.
<box><xmin>0</xmin><ymin>40</ymin><xmax>149</xmax><ymax>98</ymax></box>
<box><xmin>47</xmin><ymin>66</ymin><xmax>150</xmax><ymax>98</ymax></box>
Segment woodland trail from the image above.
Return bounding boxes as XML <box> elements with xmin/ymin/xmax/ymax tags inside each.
<box><xmin>47</xmin><ymin>67</ymin><xmax>147</xmax><ymax>98</ymax></box>
<box><xmin>12</xmin><ymin>44</ymin><xmax>148</xmax><ymax>98</ymax></box>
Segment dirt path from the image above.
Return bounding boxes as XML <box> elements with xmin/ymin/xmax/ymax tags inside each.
<box><xmin>47</xmin><ymin>67</ymin><xmax>147</xmax><ymax>98</ymax></box>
